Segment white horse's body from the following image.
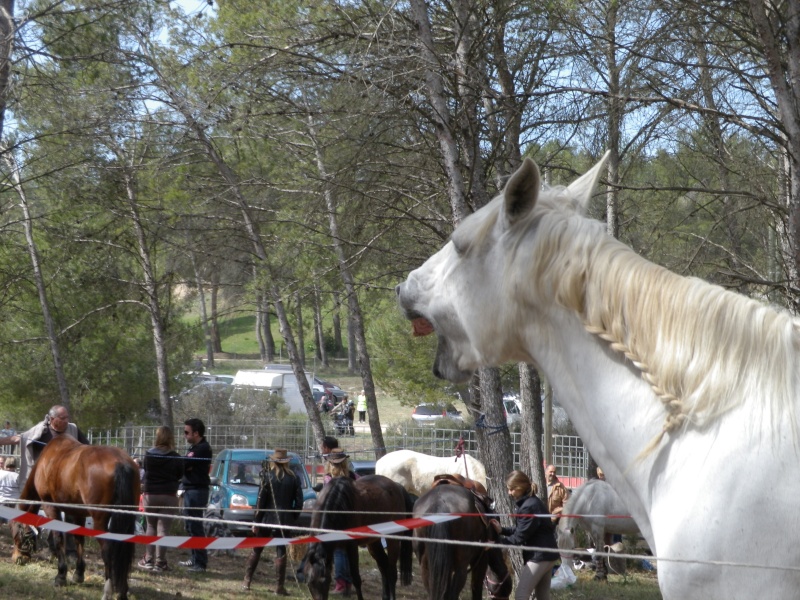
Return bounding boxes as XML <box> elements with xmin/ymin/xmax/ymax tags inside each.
<box><xmin>375</xmin><ymin>449</ymin><xmax>486</xmax><ymax>497</ymax></box>
<box><xmin>397</xmin><ymin>155</ymin><xmax>800</xmax><ymax>599</ymax></box>
<box><xmin>558</xmin><ymin>478</ymin><xmax>640</xmax><ymax>552</ymax></box>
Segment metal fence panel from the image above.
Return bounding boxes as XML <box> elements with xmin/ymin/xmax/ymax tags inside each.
<box><xmin>85</xmin><ymin>421</ymin><xmax>588</xmax><ymax>484</ymax></box>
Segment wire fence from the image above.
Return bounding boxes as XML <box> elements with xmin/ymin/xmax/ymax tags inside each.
<box><xmin>84</xmin><ymin>420</ymin><xmax>588</xmax><ymax>482</ymax></box>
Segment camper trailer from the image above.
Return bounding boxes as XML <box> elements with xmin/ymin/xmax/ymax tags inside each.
<box><xmin>231</xmin><ymin>368</ymin><xmax>314</xmax><ymax>414</ymax></box>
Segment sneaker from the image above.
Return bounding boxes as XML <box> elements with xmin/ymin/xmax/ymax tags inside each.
<box><xmin>187</xmin><ymin>564</ymin><xmax>206</xmax><ymax>573</ymax></box>
<box><xmin>137</xmin><ymin>558</ymin><xmax>154</xmax><ymax>570</ymax></box>
<box><xmin>152</xmin><ymin>563</ymin><xmax>170</xmax><ymax>573</ymax></box>
<box><xmin>179</xmin><ymin>559</ymin><xmax>194</xmax><ymax>567</ymax></box>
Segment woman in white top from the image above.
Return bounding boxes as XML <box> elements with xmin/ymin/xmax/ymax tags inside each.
<box><xmin>0</xmin><ymin>456</ymin><xmax>20</xmax><ymax>503</ymax></box>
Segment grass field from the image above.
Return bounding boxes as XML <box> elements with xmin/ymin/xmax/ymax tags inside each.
<box><xmin>0</xmin><ymin>524</ymin><xmax>662</xmax><ymax>599</ymax></box>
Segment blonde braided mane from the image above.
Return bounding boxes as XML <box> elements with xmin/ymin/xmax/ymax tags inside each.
<box><xmin>509</xmin><ymin>189</ymin><xmax>799</xmax><ymax>453</ymax></box>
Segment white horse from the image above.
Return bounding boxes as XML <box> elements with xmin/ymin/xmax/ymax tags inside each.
<box><xmin>397</xmin><ymin>154</ymin><xmax>800</xmax><ymax>599</ymax></box>
<box><xmin>375</xmin><ymin>449</ymin><xmax>486</xmax><ymax>497</ymax></box>
<box><xmin>558</xmin><ymin>479</ymin><xmax>640</xmax><ymax>578</ymax></box>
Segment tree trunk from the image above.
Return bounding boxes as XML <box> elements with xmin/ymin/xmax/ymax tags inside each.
<box><xmin>332</xmin><ymin>291</ymin><xmax>343</xmax><ymax>357</ymax></box>
<box><xmin>519</xmin><ymin>363</ymin><xmax>546</xmax><ymax>495</ymax></box>
<box><xmin>294</xmin><ymin>291</ymin><xmax>305</xmax><ymax>367</ymax></box>
<box><xmin>210</xmin><ymin>271</ymin><xmax>222</xmax><ymax>353</ymax></box>
<box><xmin>313</xmin><ymin>284</ymin><xmax>328</xmax><ymax>367</ymax></box>
<box><xmin>263</xmin><ymin>295</ymin><xmax>275</xmax><ymax>362</ymax></box>
<box><xmin>747</xmin><ymin>0</ymin><xmax>800</xmax><ymax>304</ymax></box>
<box><xmin>255</xmin><ymin>284</ymin><xmax>267</xmax><ymax>363</ymax></box>
<box><xmin>192</xmin><ymin>252</ymin><xmax>214</xmax><ymax>369</ymax></box>
<box><xmin>0</xmin><ymin>0</ymin><xmax>14</xmax><ymax>144</ymax></box>
<box><xmin>123</xmin><ymin>172</ymin><xmax>173</xmax><ymax>428</ymax></box>
<box><xmin>5</xmin><ymin>152</ymin><xmax>71</xmax><ymax>410</ymax></box>
<box><xmin>476</xmin><ymin>366</ymin><xmax>514</xmax><ymax>511</ymax></box>
<box><xmin>347</xmin><ymin>311</ymin><xmax>356</xmax><ymax>374</ymax></box>
<box><xmin>310</xmin><ymin>129</ymin><xmax>388</xmax><ymax>458</ymax></box>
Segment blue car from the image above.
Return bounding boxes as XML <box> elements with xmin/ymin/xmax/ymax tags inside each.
<box><xmin>205</xmin><ymin>448</ymin><xmax>316</xmax><ymax>536</ymax></box>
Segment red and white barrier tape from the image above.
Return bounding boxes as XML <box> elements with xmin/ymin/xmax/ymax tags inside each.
<box><xmin>0</xmin><ymin>505</ymin><xmax>459</xmax><ymax>550</ymax></box>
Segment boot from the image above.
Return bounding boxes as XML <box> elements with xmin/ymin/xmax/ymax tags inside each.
<box><xmin>275</xmin><ymin>557</ymin><xmax>289</xmax><ymax>596</ymax></box>
<box><xmin>242</xmin><ymin>550</ymin><xmax>260</xmax><ymax>591</ymax></box>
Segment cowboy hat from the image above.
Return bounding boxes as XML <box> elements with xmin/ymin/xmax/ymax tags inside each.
<box><xmin>270</xmin><ymin>448</ymin><xmax>291</xmax><ymax>463</ymax></box>
<box><xmin>326</xmin><ymin>448</ymin><xmax>349</xmax><ymax>463</ymax></box>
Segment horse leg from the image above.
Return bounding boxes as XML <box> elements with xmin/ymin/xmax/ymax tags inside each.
<box><xmin>592</xmin><ymin>529</ymin><xmax>608</xmax><ymax>580</ymax></box>
<box><xmin>366</xmin><ymin>540</ymin><xmax>396</xmax><ymax>600</ymax></box>
<box><xmin>99</xmin><ymin>539</ymin><xmax>113</xmax><ymax>600</ymax></box>
<box><xmin>43</xmin><ymin>507</ymin><xmax>68</xmax><ymax>587</ymax></box>
<box><xmin>345</xmin><ymin>543</ymin><xmax>363</xmax><ymax>599</ymax></box>
<box><xmin>416</xmin><ymin>543</ymin><xmax>433</xmax><ymax>594</ymax></box>
<box><xmin>469</xmin><ymin>552</ymin><xmax>488</xmax><ymax>600</ymax></box>
<box><xmin>72</xmin><ymin>533</ymin><xmax>85</xmax><ymax>583</ymax></box>
<box><xmin>70</xmin><ymin>516</ymin><xmax>87</xmax><ymax>584</ymax></box>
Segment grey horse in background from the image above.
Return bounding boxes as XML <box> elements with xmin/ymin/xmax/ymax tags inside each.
<box><xmin>557</xmin><ymin>479</ymin><xmax>641</xmax><ymax>579</ymax></box>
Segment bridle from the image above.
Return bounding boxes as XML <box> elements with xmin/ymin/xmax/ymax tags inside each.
<box><xmin>484</xmin><ymin>569</ymin><xmax>511</xmax><ymax>600</ymax></box>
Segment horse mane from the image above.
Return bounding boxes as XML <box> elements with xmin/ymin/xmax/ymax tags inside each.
<box><xmin>315</xmin><ymin>476</ymin><xmax>356</xmax><ymax>532</ymax></box>
<box><xmin>501</xmin><ymin>186</ymin><xmax>800</xmax><ymax>448</ymax></box>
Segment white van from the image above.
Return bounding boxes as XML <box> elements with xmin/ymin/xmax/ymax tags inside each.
<box><xmin>231</xmin><ymin>369</ymin><xmax>314</xmax><ymax>414</ymax></box>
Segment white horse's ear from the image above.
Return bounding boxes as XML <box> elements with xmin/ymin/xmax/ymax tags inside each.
<box><xmin>566</xmin><ymin>150</ymin><xmax>610</xmax><ymax>209</ymax></box>
<box><xmin>503</xmin><ymin>157</ymin><xmax>540</xmax><ymax>224</ymax></box>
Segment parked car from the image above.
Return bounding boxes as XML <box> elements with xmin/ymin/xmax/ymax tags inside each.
<box><xmin>411</xmin><ymin>402</ymin><xmax>464</xmax><ymax>424</ymax></box>
<box><xmin>205</xmin><ymin>448</ymin><xmax>317</xmax><ymax>536</ymax></box>
<box><xmin>503</xmin><ymin>394</ymin><xmax>522</xmax><ymax>425</ymax></box>
<box><xmin>312</xmin><ymin>376</ymin><xmax>342</xmax><ymax>394</ymax></box>
<box><xmin>312</xmin><ymin>377</ymin><xmax>347</xmax><ymax>406</ymax></box>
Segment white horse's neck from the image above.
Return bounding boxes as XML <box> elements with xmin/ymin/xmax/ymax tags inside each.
<box><xmin>524</xmin><ymin>308</ymin><xmax>663</xmax><ymax>546</ymax></box>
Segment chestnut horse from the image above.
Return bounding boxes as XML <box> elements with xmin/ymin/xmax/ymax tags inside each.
<box><xmin>413</xmin><ymin>483</ymin><xmax>511</xmax><ymax>600</ymax></box>
<box><xmin>12</xmin><ymin>435</ymin><xmax>140</xmax><ymax>600</ymax></box>
<box><xmin>303</xmin><ymin>474</ymin><xmax>415</xmax><ymax>600</ymax></box>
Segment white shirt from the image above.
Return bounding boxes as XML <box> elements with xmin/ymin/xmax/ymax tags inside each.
<box><xmin>0</xmin><ymin>469</ymin><xmax>19</xmax><ymax>502</ymax></box>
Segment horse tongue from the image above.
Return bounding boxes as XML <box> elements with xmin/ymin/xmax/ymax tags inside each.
<box><xmin>412</xmin><ymin>317</ymin><xmax>434</xmax><ymax>337</ymax></box>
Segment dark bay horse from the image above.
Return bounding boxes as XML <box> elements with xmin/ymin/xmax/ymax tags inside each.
<box><xmin>413</xmin><ymin>483</ymin><xmax>512</xmax><ymax>600</ymax></box>
<box><xmin>303</xmin><ymin>474</ymin><xmax>415</xmax><ymax>600</ymax></box>
<box><xmin>12</xmin><ymin>435</ymin><xmax>140</xmax><ymax>600</ymax></box>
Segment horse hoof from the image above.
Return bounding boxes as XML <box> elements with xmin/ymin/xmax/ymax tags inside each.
<box><xmin>53</xmin><ymin>577</ymin><xmax>67</xmax><ymax>587</ymax></box>
<box><xmin>73</xmin><ymin>573</ymin><xmax>85</xmax><ymax>584</ymax></box>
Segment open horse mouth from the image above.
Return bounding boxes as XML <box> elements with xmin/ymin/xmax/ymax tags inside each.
<box><xmin>411</xmin><ymin>316</ymin><xmax>434</xmax><ymax>337</ymax></box>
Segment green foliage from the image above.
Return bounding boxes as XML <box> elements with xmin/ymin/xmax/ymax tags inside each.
<box><xmin>367</xmin><ymin>301</ymin><xmax>453</xmax><ymax>406</ymax></box>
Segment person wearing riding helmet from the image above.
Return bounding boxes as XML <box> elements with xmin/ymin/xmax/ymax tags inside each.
<box><xmin>242</xmin><ymin>448</ymin><xmax>303</xmax><ymax>595</ymax></box>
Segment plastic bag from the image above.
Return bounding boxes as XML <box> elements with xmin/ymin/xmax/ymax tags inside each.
<box><xmin>551</xmin><ymin>561</ymin><xmax>578</xmax><ymax>589</ymax></box>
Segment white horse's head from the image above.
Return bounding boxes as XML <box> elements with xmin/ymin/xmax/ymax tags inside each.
<box><xmin>396</xmin><ymin>155</ymin><xmax>608</xmax><ymax>382</ymax></box>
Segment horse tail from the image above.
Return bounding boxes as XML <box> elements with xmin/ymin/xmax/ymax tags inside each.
<box><xmin>107</xmin><ymin>461</ymin><xmax>137</xmax><ymax>593</ymax></box>
<box><xmin>398</xmin><ymin>488</ymin><xmax>415</xmax><ymax>585</ymax></box>
<box><xmin>425</xmin><ymin>520</ymin><xmax>455</xmax><ymax>599</ymax></box>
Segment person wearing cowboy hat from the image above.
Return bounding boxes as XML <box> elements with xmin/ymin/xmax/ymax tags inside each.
<box><xmin>242</xmin><ymin>448</ymin><xmax>303</xmax><ymax>595</ymax></box>
<box><xmin>323</xmin><ymin>448</ymin><xmax>359</xmax><ymax>594</ymax></box>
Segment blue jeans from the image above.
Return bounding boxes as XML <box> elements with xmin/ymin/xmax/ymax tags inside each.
<box><xmin>182</xmin><ymin>488</ymin><xmax>209</xmax><ymax>568</ymax></box>
<box><xmin>334</xmin><ymin>547</ymin><xmax>351</xmax><ymax>583</ymax></box>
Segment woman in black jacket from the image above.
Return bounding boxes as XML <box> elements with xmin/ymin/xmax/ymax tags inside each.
<box><xmin>242</xmin><ymin>448</ymin><xmax>303</xmax><ymax>595</ymax></box>
<box><xmin>491</xmin><ymin>470</ymin><xmax>559</xmax><ymax>600</ymax></box>
<box><xmin>139</xmin><ymin>426</ymin><xmax>184</xmax><ymax>572</ymax></box>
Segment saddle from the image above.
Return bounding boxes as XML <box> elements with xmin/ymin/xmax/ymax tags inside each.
<box><xmin>431</xmin><ymin>473</ymin><xmax>494</xmax><ymax>516</ymax></box>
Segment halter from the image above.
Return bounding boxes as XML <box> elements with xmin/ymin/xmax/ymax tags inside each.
<box><xmin>484</xmin><ymin>570</ymin><xmax>511</xmax><ymax>600</ymax></box>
